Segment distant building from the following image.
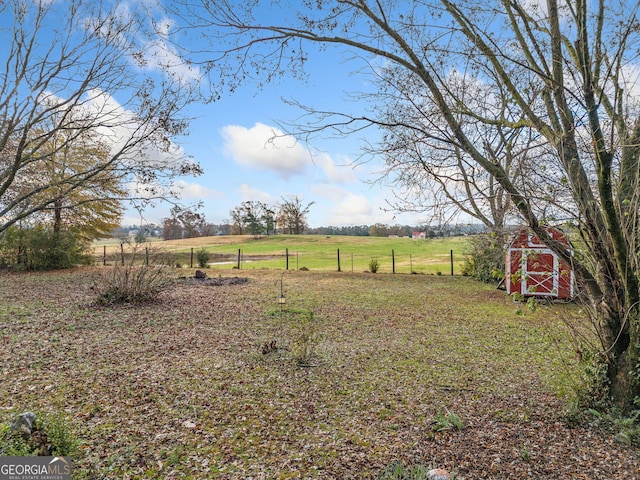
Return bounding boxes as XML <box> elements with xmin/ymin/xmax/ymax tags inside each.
<box><xmin>412</xmin><ymin>231</ymin><xmax>426</xmax><ymax>239</ymax></box>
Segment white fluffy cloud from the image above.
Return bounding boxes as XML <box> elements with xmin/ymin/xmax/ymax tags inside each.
<box><xmin>312</xmin><ymin>184</ymin><xmax>377</xmax><ymax>225</ymax></box>
<box><xmin>220</xmin><ymin>122</ymin><xmax>360</xmax><ymax>183</ymax></box>
<box><xmin>238</xmin><ymin>183</ymin><xmax>276</xmax><ymax>204</ymax></box>
<box><xmin>174</xmin><ymin>180</ymin><xmax>222</xmax><ymax>200</ymax></box>
<box><xmin>221</xmin><ymin>123</ymin><xmax>311</xmax><ymax>179</ymax></box>
<box><xmin>314</xmin><ymin>152</ymin><xmax>357</xmax><ymax>183</ymax></box>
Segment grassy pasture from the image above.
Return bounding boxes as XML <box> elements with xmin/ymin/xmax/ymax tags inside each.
<box><xmin>1</xmin><ymin>267</ymin><xmax>637</xmax><ymax>478</ymax></box>
<box><xmin>93</xmin><ymin>235</ymin><xmax>468</xmax><ymax>274</ymax></box>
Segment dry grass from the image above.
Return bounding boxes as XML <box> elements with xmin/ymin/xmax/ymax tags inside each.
<box><xmin>0</xmin><ymin>268</ymin><xmax>638</xmax><ymax>479</ymax></box>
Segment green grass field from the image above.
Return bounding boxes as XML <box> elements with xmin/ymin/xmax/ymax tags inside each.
<box><xmin>93</xmin><ymin>234</ymin><xmax>469</xmax><ymax>274</ymax></box>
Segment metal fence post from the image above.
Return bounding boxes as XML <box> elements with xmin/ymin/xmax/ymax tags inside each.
<box><xmin>450</xmin><ymin>250</ymin><xmax>454</xmax><ymax>276</ymax></box>
<box><xmin>392</xmin><ymin>249</ymin><xmax>395</xmax><ymax>274</ymax></box>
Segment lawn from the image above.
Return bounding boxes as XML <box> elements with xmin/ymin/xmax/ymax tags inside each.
<box><xmin>0</xmin><ymin>268</ymin><xmax>638</xmax><ymax>479</ymax></box>
<box><xmin>93</xmin><ymin>235</ymin><xmax>468</xmax><ymax>274</ymax></box>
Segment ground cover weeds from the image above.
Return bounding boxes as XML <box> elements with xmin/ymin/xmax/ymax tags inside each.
<box><xmin>0</xmin><ymin>412</ymin><xmax>79</xmax><ymax>457</ymax></box>
<box><xmin>431</xmin><ymin>409</ymin><xmax>463</xmax><ymax>432</ymax></box>
<box><xmin>0</xmin><ymin>268</ymin><xmax>638</xmax><ymax>478</ymax></box>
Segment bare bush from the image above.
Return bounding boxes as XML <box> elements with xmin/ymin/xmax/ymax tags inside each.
<box><xmin>92</xmin><ymin>264</ymin><xmax>172</xmax><ymax>306</ymax></box>
<box><xmin>92</xmin><ymin>247</ymin><xmax>174</xmax><ymax>305</ymax></box>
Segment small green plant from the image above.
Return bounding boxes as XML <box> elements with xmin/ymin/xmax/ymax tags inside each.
<box><xmin>290</xmin><ymin>309</ymin><xmax>323</xmax><ymax>367</ymax></box>
<box><xmin>432</xmin><ymin>408</ymin><xmax>463</xmax><ymax>432</ymax></box>
<box><xmin>0</xmin><ymin>422</ymin><xmax>33</xmax><ymax>456</ymax></box>
<box><xmin>0</xmin><ymin>412</ymin><xmax>80</xmax><ymax>457</ymax></box>
<box><xmin>511</xmin><ymin>291</ymin><xmax>525</xmax><ymax>302</ymax></box>
<box><xmin>369</xmin><ymin>258</ymin><xmax>380</xmax><ymax>273</ymax></box>
<box><xmin>377</xmin><ymin>461</ymin><xmax>429</xmax><ymax>480</ymax></box>
<box><xmin>196</xmin><ymin>247</ymin><xmax>210</xmax><ymax>268</ymax></box>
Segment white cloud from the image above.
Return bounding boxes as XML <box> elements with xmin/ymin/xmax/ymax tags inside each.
<box><xmin>138</xmin><ymin>37</ymin><xmax>202</xmax><ymax>86</ymax></box>
<box><xmin>312</xmin><ymin>184</ymin><xmax>377</xmax><ymax>225</ymax></box>
<box><xmin>238</xmin><ymin>183</ymin><xmax>276</xmax><ymax>204</ymax></box>
<box><xmin>313</xmin><ymin>152</ymin><xmax>357</xmax><ymax>183</ymax></box>
<box><xmin>174</xmin><ymin>180</ymin><xmax>222</xmax><ymax>200</ymax></box>
<box><xmin>221</xmin><ymin>123</ymin><xmax>311</xmax><ymax>179</ymax></box>
<box><xmin>81</xmin><ymin>89</ymin><xmax>194</xmax><ymax>172</ymax></box>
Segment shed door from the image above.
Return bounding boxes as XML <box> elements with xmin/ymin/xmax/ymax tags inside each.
<box><xmin>522</xmin><ymin>249</ymin><xmax>557</xmax><ymax>296</ymax></box>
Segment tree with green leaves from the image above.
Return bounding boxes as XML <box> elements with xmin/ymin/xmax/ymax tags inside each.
<box><xmin>176</xmin><ymin>0</ymin><xmax>640</xmax><ymax>411</ymax></box>
<box><xmin>25</xmin><ymin>128</ymin><xmax>126</xmax><ymax>242</ymax></box>
<box><xmin>229</xmin><ymin>201</ymin><xmax>276</xmax><ymax>237</ymax></box>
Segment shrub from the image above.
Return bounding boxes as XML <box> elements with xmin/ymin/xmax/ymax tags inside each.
<box><xmin>92</xmin><ymin>263</ymin><xmax>172</xmax><ymax>305</ymax></box>
<box><xmin>369</xmin><ymin>258</ymin><xmax>380</xmax><ymax>273</ymax></box>
<box><xmin>196</xmin><ymin>247</ymin><xmax>210</xmax><ymax>268</ymax></box>
<box><xmin>461</xmin><ymin>231</ymin><xmax>506</xmax><ymax>283</ymax></box>
<box><xmin>0</xmin><ymin>226</ymin><xmax>91</xmax><ymax>270</ymax></box>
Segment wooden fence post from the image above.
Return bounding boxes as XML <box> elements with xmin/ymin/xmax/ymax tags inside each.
<box><xmin>120</xmin><ymin>243</ymin><xmax>124</xmax><ymax>266</ymax></box>
<box><xmin>190</xmin><ymin>248</ymin><xmax>194</xmax><ymax>268</ymax></box>
<box><xmin>392</xmin><ymin>249</ymin><xmax>395</xmax><ymax>274</ymax></box>
<box><xmin>237</xmin><ymin>249</ymin><xmax>241</xmax><ymax>269</ymax></box>
<box><xmin>103</xmin><ymin>245</ymin><xmax>106</xmax><ymax>266</ymax></box>
<box><xmin>337</xmin><ymin>248</ymin><xmax>341</xmax><ymax>272</ymax></box>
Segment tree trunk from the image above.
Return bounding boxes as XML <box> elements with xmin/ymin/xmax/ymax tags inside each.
<box><xmin>53</xmin><ymin>198</ymin><xmax>62</xmax><ymax>233</ymax></box>
<box><xmin>605</xmin><ymin>308</ymin><xmax>640</xmax><ymax>412</ymax></box>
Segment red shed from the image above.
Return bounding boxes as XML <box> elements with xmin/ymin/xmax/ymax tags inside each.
<box><xmin>505</xmin><ymin>227</ymin><xmax>574</xmax><ymax>299</ymax></box>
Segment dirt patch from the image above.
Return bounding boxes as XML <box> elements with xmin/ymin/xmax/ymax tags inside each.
<box><xmin>179</xmin><ymin>275</ymin><xmax>249</xmax><ymax>286</ymax></box>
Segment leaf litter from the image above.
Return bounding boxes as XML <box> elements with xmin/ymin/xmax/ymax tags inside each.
<box><xmin>0</xmin><ymin>268</ymin><xmax>638</xmax><ymax>479</ymax></box>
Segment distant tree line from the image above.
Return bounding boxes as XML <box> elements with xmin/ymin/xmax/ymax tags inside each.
<box><xmin>116</xmin><ymin>203</ymin><xmax>485</xmax><ymax>241</ymax></box>
<box><xmin>309</xmin><ymin>223</ymin><xmax>483</xmax><ymax>237</ymax></box>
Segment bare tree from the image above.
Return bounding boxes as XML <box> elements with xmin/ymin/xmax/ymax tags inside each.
<box><xmin>277</xmin><ymin>195</ymin><xmax>314</xmax><ymax>235</ymax></box>
<box><xmin>162</xmin><ymin>205</ymin><xmax>207</xmax><ymax>240</ymax></box>
<box><xmin>0</xmin><ymin>0</ymin><xmax>201</xmax><ymax>236</ymax></box>
<box><xmin>174</xmin><ymin>0</ymin><xmax>640</xmax><ymax>410</ymax></box>
<box><xmin>371</xmin><ymin>66</ymin><xmax>538</xmax><ymax>231</ymax></box>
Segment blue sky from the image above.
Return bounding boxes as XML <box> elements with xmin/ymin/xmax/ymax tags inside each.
<box><xmin>1</xmin><ymin>0</ymin><xmax>428</xmax><ymax>230</ymax></box>
<box><xmin>122</xmin><ymin>6</ymin><xmax>427</xmax><ymax>229</ymax></box>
